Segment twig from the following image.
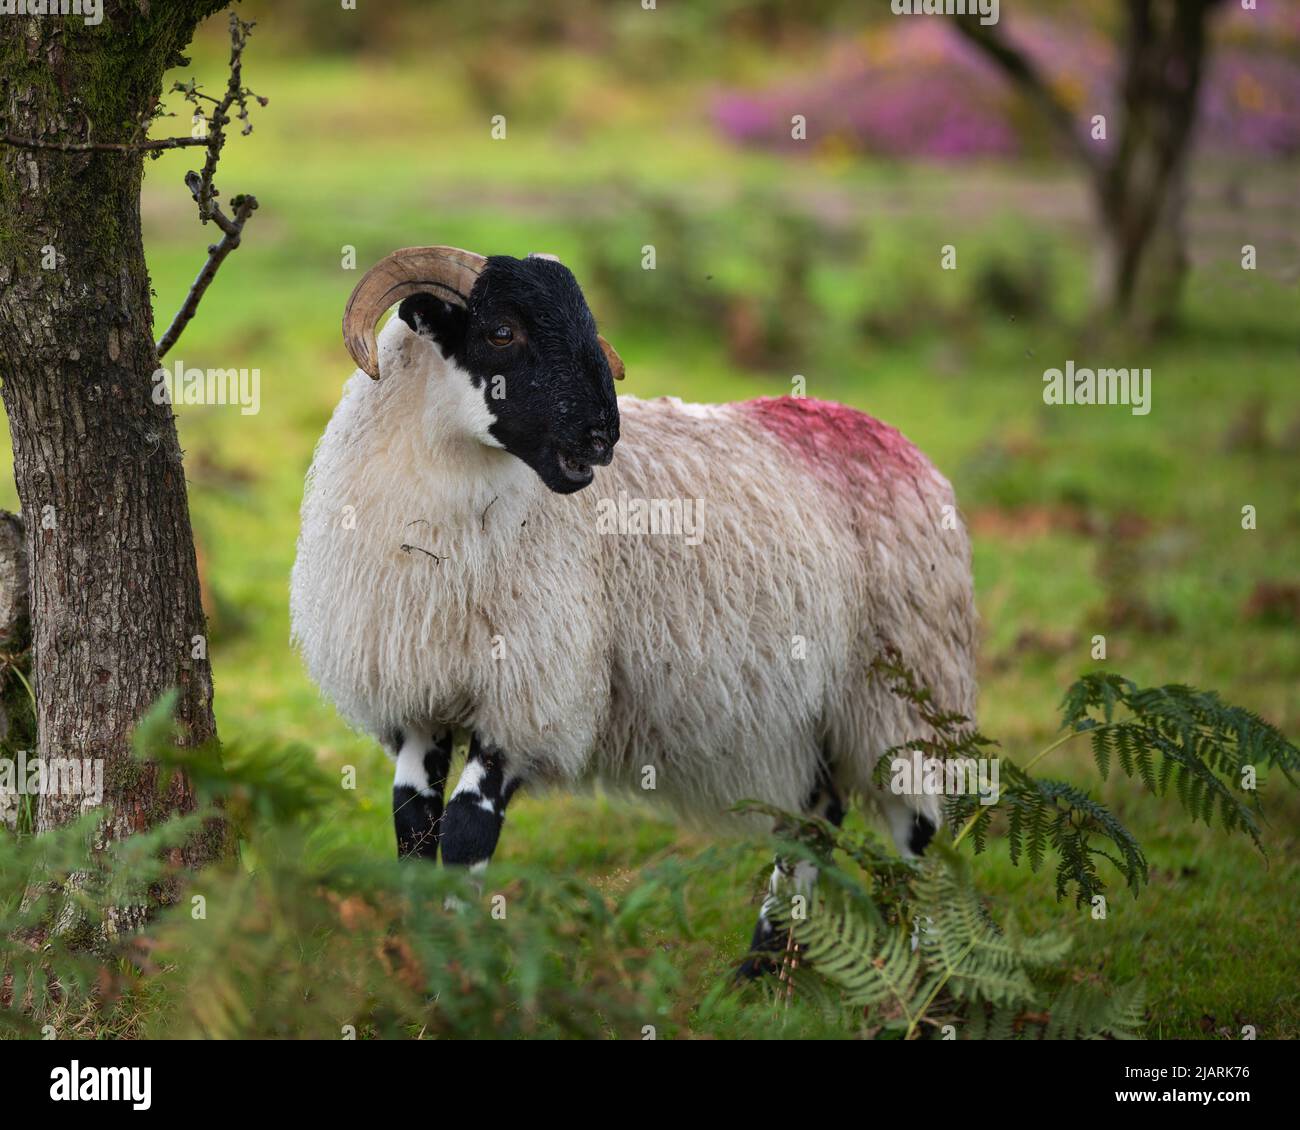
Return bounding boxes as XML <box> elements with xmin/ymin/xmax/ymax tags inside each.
<box><xmin>156</xmin><ymin>14</ymin><xmax>266</xmax><ymax>359</ymax></box>
<box><xmin>1</xmin><ymin>134</ymin><xmax>208</xmax><ymax>153</ymax></box>
<box><xmin>776</xmin><ymin>926</ymin><xmax>798</xmax><ymax>1011</ymax></box>
<box><xmin>155</xmin><ymin>195</ymin><xmax>258</xmax><ymax>359</ymax></box>
<box><xmin>780</xmin><ymin>925</ymin><xmax>790</xmax><ymax>1003</ymax></box>
<box><xmin>400</xmin><ymin>545</ymin><xmax>448</xmax><ymax>563</ymax></box>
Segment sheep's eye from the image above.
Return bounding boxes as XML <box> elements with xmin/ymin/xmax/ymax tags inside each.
<box><xmin>487</xmin><ymin>324</ymin><xmax>514</xmax><ymax>348</ymax></box>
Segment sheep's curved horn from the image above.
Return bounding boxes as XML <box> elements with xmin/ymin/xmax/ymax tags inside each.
<box><xmin>599</xmin><ymin>336</ymin><xmax>625</xmax><ymax>381</ymax></box>
<box><xmin>342</xmin><ymin>246</ymin><xmax>486</xmax><ymax>379</ymax></box>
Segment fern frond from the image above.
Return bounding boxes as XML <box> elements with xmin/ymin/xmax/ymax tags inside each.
<box><xmin>1042</xmin><ymin>980</ymin><xmax>1147</xmax><ymax>1040</ymax></box>
<box><xmin>774</xmin><ymin>897</ymin><xmax>925</xmax><ymax>1021</ymax></box>
<box><xmin>913</xmin><ymin>844</ymin><xmax>1070</xmax><ymax>1007</ymax></box>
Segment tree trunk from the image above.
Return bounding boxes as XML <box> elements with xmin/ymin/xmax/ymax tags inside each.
<box><xmin>1093</xmin><ymin>0</ymin><xmax>1222</xmax><ymax>335</ymax></box>
<box><xmin>1091</xmin><ymin>160</ymin><xmax>1191</xmax><ymax>338</ymax></box>
<box><xmin>957</xmin><ymin>0</ymin><xmax>1225</xmax><ymax>337</ymax></box>
<box><xmin>0</xmin><ymin>2</ymin><xmax>231</xmax><ymax>927</ymax></box>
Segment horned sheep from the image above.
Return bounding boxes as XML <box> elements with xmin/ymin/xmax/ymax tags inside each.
<box><xmin>289</xmin><ymin>246</ymin><xmax>978</xmax><ymax>970</ymax></box>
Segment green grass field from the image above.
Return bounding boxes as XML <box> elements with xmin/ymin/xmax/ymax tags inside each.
<box><xmin>2</xmin><ymin>30</ymin><xmax>1296</xmax><ymax>1038</ymax></box>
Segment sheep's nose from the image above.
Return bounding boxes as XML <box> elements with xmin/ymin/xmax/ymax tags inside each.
<box><xmin>586</xmin><ymin>429</ymin><xmax>614</xmax><ymax>465</ymax></box>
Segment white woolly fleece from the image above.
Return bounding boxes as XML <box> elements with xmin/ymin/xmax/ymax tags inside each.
<box><xmin>290</xmin><ymin>317</ymin><xmax>978</xmax><ymax>830</ymax></box>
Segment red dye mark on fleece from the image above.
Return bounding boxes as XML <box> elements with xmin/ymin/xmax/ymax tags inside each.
<box><xmin>743</xmin><ymin>397</ymin><xmax>927</xmax><ymax>493</ymax></box>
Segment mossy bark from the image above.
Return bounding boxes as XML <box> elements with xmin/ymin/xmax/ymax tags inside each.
<box><xmin>0</xmin><ymin>3</ymin><xmax>232</xmax><ymax>911</ymax></box>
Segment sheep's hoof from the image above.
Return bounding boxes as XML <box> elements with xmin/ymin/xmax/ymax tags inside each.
<box><xmin>735</xmin><ymin>952</ymin><xmax>780</xmax><ymax>982</ymax></box>
<box><xmin>736</xmin><ymin>907</ymin><xmax>792</xmax><ymax>981</ymax></box>
<box><xmin>736</xmin><ymin>925</ymin><xmax>794</xmax><ymax>983</ymax></box>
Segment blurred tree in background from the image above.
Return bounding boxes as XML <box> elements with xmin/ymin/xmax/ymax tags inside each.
<box><xmin>957</xmin><ymin>0</ymin><xmax>1231</xmax><ymax>335</ymax></box>
<box><xmin>712</xmin><ymin>1</ymin><xmax>1297</xmax><ymax>336</ymax></box>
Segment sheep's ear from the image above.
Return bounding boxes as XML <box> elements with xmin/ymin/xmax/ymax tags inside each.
<box><xmin>398</xmin><ymin>292</ymin><xmax>467</xmax><ymax>359</ymax></box>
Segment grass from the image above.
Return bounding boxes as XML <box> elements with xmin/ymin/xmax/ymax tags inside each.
<box><xmin>1</xmin><ymin>17</ymin><xmax>1297</xmax><ymax>1037</ymax></box>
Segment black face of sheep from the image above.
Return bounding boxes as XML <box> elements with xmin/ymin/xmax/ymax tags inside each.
<box><xmin>397</xmin><ymin>255</ymin><xmax>621</xmax><ymax>494</ymax></box>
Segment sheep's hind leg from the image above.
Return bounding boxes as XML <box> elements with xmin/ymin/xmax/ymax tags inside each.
<box><xmin>738</xmin><ymin>774</ymin><xmax>845</xmax><ymax>981</ymax></box>
<box><xmin>440</xmin><ymin>735</ymin><xmax>523</xmax><ymax>872</ymax></box>
<box><xmin>879</xmin><ymin>787</ymin><xmax>939</xmax><ymax>859</ymax></box>
<box><xmin>392</xmin><ymin>727</ymin><xmax>453</xmax><ymax>862</ymax></box>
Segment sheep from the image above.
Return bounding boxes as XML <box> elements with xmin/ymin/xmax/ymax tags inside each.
<box><xmin>289</xmin><ymin>246</ymin><xmax>978</xmax><ymax>973</ymax></box>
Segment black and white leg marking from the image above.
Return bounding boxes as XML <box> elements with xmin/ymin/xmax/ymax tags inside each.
<box><xmin>739</xmin><ymin>771</ymin><xmax>845</xmax><ymax>980</ymax></box>
<box><xmin>392</xmin><ymin>727</ymin><xmax>453</xmax><ymax>862</ymax></box>
<box><xmin>882</xmin><ymin>789</ymin><xmax>938</xmax><ymax>859</ymax></box>
<box><xmin>439</xmin><ymin>737</ymin><xmax>523</xmax><ymax>872</ymax></box>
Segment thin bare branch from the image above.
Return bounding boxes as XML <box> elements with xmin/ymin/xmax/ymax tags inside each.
<box><xmin>154</xmin><ymin>195</ymin><xmax>258</xmax><ymax>359</ymax></box>
<box><xmin>3</xmin><ymin>14</ymin><xmax>266</xmax><ymax>361</ymax></box>
<box><xmin>1</xmin><ymin>134</ymin><xmax>208</xmax><ymax>153</ymax></box>
<box><xmin>952</xmin><ymin>16</ymin><xmax>1105</xmax><ymax>181</ymax></box>
<box><xmin>156</xmin><ymin>14</ymin><xmax>266</xmax><ymax>359</ymax></box>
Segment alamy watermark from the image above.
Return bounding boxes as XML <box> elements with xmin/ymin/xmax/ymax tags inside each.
<box><xmin>0</xmin><ymin>0</ymin><xmax>102</xmax><ymax>27</ymax></box>
<box><xmin>1043</xmin><ymin>360</ymin><xmax>1151</xmax><ymax>416</ymax></box>
<box><xmin>0</xmin><ymin>752</ymin><xmax>104</xmax><ymax>806</ymax></box>
<box><xmin>152</xmin><ymin>359</ymin><xmax>261</xmax><ymax>415</ymax></box>
<box><xmin>596</xmin><ymin>490</ymin><xmax>704</xmax><ymax>546</ymax></box>
<box><xmin>50</xmin><ymin>1061</ymin><xmax>150</xmax><ymax>1111</ymax></box>
<box><xmin>889</xmin><ymin>751</ymin><xmax>1000</xmax><ymax>805</ymax></box>
<box><xmin>891</xmin><ymin>0</ymin><xmax>998</xmax><ymax>27</ymax></box>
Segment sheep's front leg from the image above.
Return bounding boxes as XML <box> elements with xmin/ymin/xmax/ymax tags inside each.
<box><xmin>392</xmin><ymin>727</ymin><xmax>453</xmax><ymax>862</ymax></box>
<box><xmin>440</xmin><ymin>736</ymin><xmax>522</xmax><ymax>871</ymax></box>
